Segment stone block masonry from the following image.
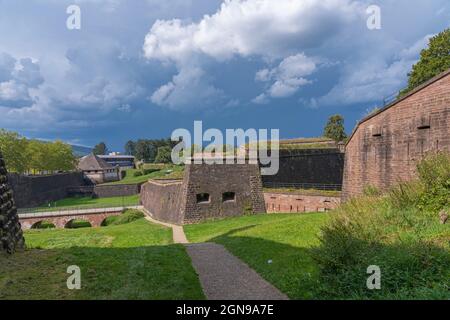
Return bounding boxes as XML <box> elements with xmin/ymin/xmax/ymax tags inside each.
<box><xmin>8</xmin><ymin>172</ymin><xmax>85</xmax><ymax>208</ymax></box>
<box><xmin>140</xmin><ymin>162</ymin><xmax>266</xmax><ymax>225</ymax></box>
<box><xmin>140</xmin><ymin>180</ymin><xmax>185</xmax><ymax>225</ymax></box>
<box><xmin>342</xmin><ymin>69</ymin><xmax>450</xmax><ymax>200</ymax></box>
<box><xmin>0</xmin><ymin>152</ymin><xmax>25</xmax><ymax>254</ymax></box>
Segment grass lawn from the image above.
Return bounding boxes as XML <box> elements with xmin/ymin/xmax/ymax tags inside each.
<box><xmin>0</xmin><ymin>219</ymin><xmax>204</xmax><ymax>300</ymax></box>
<box><xmin>32</xmin><ymin>195</ymin><xmax>140</xmax><ymax>212</ymax></box>
<box><xmin>102</xmin><ymin>165</ymin><xmax>184</xmax><ymax>185</ymax></box>
<box><xmin>184</xmin><ymin>213</ymin><xmax>330</xmax><ymax>299</ymax></box>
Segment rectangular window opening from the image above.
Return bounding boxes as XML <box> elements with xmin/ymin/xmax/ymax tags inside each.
<box><xmin>196</xmin><ymin>193</ymin><xmax>210</xmax><ymax>204</ymax></box>
<box><xmin>222</xmin><ymin>192</ymin><xmax>236</xmax><ymax>202</ymax></box>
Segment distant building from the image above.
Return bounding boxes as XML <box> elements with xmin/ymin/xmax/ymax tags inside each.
<box><xmin>78</xmin><ymin>154</ymin><xmax>119</xmax><ymax>184</ymax></box>
<box><xmin>98</xmin><ymin>153</ymin><xmax>135</xmax><ymax>169</ymax></box>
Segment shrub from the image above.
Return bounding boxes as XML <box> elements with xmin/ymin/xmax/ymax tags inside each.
<box><xmin>133</xmin><ymin>170</ymin><xmax>143</xmax><ymax>177</ymax></box>
<box><xmin>416</xmin><ymin>152</ymin><xmax>450</xmax><ymax>212</ymax></box>
<box><xmin>32</xmin><ymin>221</ymin><xmax>56</xmax><ymax>229</ymax></box>
<box><xmin>66</xmin><ymin>220</ymin><xmax>91</xmax><ymax>229</ymax></box>
<box><xmin>313</xmin><ymin>153</ymin><xmax>450</xmax><ymax>299</ymax></box>
<box><xmin>102</xmin><ymin>209</ymin><xmax>145</xmax><ymax>226</ymax></box>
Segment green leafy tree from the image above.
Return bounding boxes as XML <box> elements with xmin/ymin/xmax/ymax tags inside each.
<box><xmin>134</xmin><ymin>140</ymin><xmax>153</xmax><ymax>162</ymax></box>
<box><xmin>399</xmin><ymin>28</ymin><xmax>450</xmax><ymax>97</ymax></box>
<box><xmin>48</xmin><ymin>141</ymin><xmax>76</xmax><ymax>172</ymax></box>
<box><xmin>0</xmin><ymin>129</ymin><xmax>30</xmax><ymax>173</ymax></box>
<box><xmin>93</xmin><ymin>142</ymin><xmax>108</xmax><ymax>155</ymax></box>
<box><xmin>324</xmin><ymin>115</ymin><xmax>347</xmax><ymax>142</ymax></box>
<box><xmin>124</xmin><ymin>140</ymin><xmax>136</xmax><ymax>156</ymax></box>
<box><xmin>154</xmin><ymin>146</ymin><xmax>172</xmax><ymax>164</ymax></box>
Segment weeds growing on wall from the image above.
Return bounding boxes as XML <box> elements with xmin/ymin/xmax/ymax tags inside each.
<box><xmin>313</xmin><ymin>152</ymin><xmax>450</xmax><ymax>299</ymax></box>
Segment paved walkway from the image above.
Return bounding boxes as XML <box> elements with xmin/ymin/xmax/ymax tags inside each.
<box><xmin>142</xmin><ymin>210</ymin><xmax>288</xmax><ymax>300</ymax></box>
<box><xmin>186</xmin><ymin>242</ymin><xmax>289</xmax><ymax>300</ymax></box>
<box><xmin>144</xmin><ymin>215</ymin><xmax>188</xmax><ymax>244</ymax></box>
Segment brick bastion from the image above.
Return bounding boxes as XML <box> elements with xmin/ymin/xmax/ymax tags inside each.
<box><xmin>342</xmin><ymin>68</ymin><xmax>450</xmax><ymax>200</ymax></box>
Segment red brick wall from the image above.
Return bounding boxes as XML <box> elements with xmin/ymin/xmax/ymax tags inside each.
<box><xmin>264</xmin><ymin>192</ymin><xmax>340</xmax><ymax>213</ymax></box>
<box><xmin>342</xmin><ymin>70</ymin><xmax>450</xmax><ymax>199</ymax></box>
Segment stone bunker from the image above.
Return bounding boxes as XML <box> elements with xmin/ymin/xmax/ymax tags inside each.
<box><xmin>140</xmin><ymin>162</ymin><xmax>266</xmax><ymax>225</ymax></box>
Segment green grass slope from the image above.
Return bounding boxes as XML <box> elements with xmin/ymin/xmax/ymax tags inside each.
<box><xmin>1</xmin><ymin>219</ymin><xmax>204</xmax><ymax>300</ymax></box>
<box><xmin>34</xmin><ymin>195</ymin><xmax>140</xmax><ymax>212</ymax></box>
<box><xmin>185</xmin><ymin>213</ymin><xmax>330</xmax><ymax>299</ymax></box>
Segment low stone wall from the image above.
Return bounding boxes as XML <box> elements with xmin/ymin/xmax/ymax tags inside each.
<box><xmin>0</xmin><ymin>152</ymin><xmax>25</xmax><ymax>253</ymax></box>
<box><xmin>7</xmin><ymin>172</ymin><xmax>85</xmax><ymax>208</ymax></box>
<box><xmin>140</xmin><ymin>180</ymin><xmax>184</xmax><ymax>224</ymax></box>
<box><xmin>93</xmin><ymin>183</ymin><xmax>141</xmax><ymax>198</ymax></box>
<box><xmin>264</xmin><ymin>192</ymin><xmax>340</xmax><ymax>213</ymax></box>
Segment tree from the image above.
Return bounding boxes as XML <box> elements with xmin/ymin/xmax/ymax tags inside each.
<box><xmin>48</xmin><ymin>141</ymin><xmax>76</xmax><ymax>172</ymax></box>
<box><xmin>399</xmin><ymin>28</ymin><xmax>450</xmax><ymax>97</ymax></box>
<box><xmin>324</xmin><ymin>115</ymin><xmax>347</xmax><ymax>142</ymax></box>
<box><xmin>124</xmin><ymin>140</ymin><xmax>136</xmax><ymax>156</ymax></box>
<box><xmin>134</xmin><ymin>140</ymin><xmax>153</xmax><ymax>162</ymax></box>
<box><xmin>154</xmin><ymin>146</ymin><xmax>172</xmax><ymax>163</ymax></box>
<box><xmin>0</xmin><ymin>129</ymin><xmax>30</xmax><ymax>173</ymax></box>
<box><xmin>93</xmin><ymin>142</ymin><xmax>108</xmax><ymax>155</ymax></box>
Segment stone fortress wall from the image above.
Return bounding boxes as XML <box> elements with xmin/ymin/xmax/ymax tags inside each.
<box><xmin>262</xmin><ymin>149</ymin><xmax>345</xmax><ymax>188</ymax></box>
<box><xmin>342</xmin><ymin>69</ymin><xmax>450</xmax><ymax>199</ymax></box>
<box><xmin>8</xmin><ymin>172</ymin><xmax>86</xmax><ymax>208</ymax></box>
<box><xmin>0</xmin><ymin>152</ymin><xmax>25</xmax><ymax>254</ymax></box>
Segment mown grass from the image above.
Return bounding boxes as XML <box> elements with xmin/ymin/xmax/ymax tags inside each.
<box><xmin>185</xmin><ymin>213</ymin><xmax>330</xmax><ymax>299</ymax></box>
<box><xmin>34</xmin><ymin>195</ymin><xmax>140</xmax><ymax>212</ymax></box>
<box><xmin>0</xmin><ymin>219</ymin><xmax>204</xmax><ymax>300</ymax></box>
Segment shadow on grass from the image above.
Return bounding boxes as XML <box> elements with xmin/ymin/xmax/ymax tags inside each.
<box><xmin>204</xmin><ymin>225</ymin><xmax>450</xmax><ymax>300</ymax></box>
<box><xmin>0</xmin><ymin>244</ymin><xmax>205</xmax><ymax>300</ymax></box>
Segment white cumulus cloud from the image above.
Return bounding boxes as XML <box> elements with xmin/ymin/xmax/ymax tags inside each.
<box><xmin>143</xmin><ymin>0</ymin><xmax>363</xmax><ymax>108</ymax></box>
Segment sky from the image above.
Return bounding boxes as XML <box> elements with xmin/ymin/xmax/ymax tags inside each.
<box><xmin>0</xmin><ymin>0</ymin><xmax>449</xmax><ymax>151</ymax></box>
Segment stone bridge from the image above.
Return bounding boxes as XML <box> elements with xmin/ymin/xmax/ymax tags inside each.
<box><xmin>18</xmin><ymin>206</ymin><xmax>142</xmax><ymax>230</ymax></box>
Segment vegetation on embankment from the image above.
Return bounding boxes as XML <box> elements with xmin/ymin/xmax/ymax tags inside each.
<box><xmin>313</xmin><ymin>152</ymin><xmax>450</xmax><ymax>299</ymax></box>
<box><xmin>34</xmin><ymin>195</ymin><xmax>140</xmax><ymax>211</ymax></box>
<box><xmin>101</xmin><ymin>209</ymin><xmax>145</xmax><ymax>226</ymax></box>
<box><xmin>263</xmin><ymin>187</ymin><xmax>341</xmax><ymax>197</ymax></box>
<box><xmin>1</xmin><ymin>219</ymin><xmax>204</xmax><ymax>300</ymax></box>
<box><xmin>101</xmin><ymin>164</ymin><xmax>184</xmax><ymax>185</ymax></box>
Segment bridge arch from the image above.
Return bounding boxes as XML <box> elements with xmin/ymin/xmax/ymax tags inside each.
<box><xmin>31</xmin><ymin>220</ymin><xmax>56</xmax><ymax>229</ymax></box>
<box><xmin>64</xmin><ymin>219</ymin><xmax>92</xmax><ymax>229</ymax></box>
